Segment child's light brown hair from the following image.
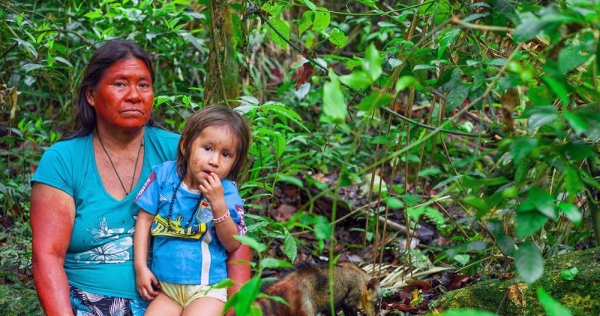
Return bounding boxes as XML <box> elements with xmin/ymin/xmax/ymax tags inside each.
<box><xmin>176</xmin><ymin>105</ymin><xmax>251</xmax><ymax>182</ymax></box>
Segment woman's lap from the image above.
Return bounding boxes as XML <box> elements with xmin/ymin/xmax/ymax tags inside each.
<box><xmin>69</xmin><ymin>285</ymin><xmax>148</xmax><ymax>316</ymax></box>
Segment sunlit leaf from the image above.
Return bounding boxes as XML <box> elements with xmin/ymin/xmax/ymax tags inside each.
<box><xmin>515</xmin><ymin>241</ymin><xmax>543</xmax><ymax>284</ymax></box>
<box><xmin>268</xmin><ymin>18</ymin><xmax>290</xmax><ymax>50</ymax></box>
<box><xmin>563</xmin><ymin>111</ymin><xmax>589</xmax><ymax>136</ymax></box>
<box><xmin>558</xmin><ymin>202</ymin><xmax>582</xmax><ymax>227</ymax></box>
<box><xmin>537</xmin><ymin>287</ymin><xmax>573</xmax><ymax>316</ymax></box>
<box><xmin>327</xmin><ymin>28</ymin><xmax>348</xmax><ymax>48</ymax></box>
<box><xmin>299</xmin><ymin>0</ymin><xmax>317</xmax><ymax>11</ymax></box>
<box><xmin>339</xmin><ymin>70</ymin><xmax>372</xmax><ymax>90</ymax></box>
<box><xmin>312</xmin><ymin>7</ymin><xmax>330</xmax><ymax>32</ymax></box>
<box><xmin>355</xmin><ymin>91</ymin><xmax>393</xmax><ymax>112</ymax></box>
<box><xmin>364</xmin><ymin>43</ymin><xmax>382</xmax><ymax>82</ymax></box>
<box><xmin>299</xmin><ymin>11</ymin><xmax>313</xmax><ymax>36</ymax></box>
<box><xmin>541</xmin><ymin>75</ymin><xmax>569</xmax><ymax>106</ymax></box>
<box><xmin>559</xmin><ymin>267</ymin><xmax>579</xmax><ymax>281</ymax></box>
<box><xmin>313</xmin><ymin>215</ymin><xmax>330</xmax><ymax>241</ymax></box>
<box><xmin>322</xmin><ymin>69</ymin><xmax>346</xmax><ymax>124</ymax></box>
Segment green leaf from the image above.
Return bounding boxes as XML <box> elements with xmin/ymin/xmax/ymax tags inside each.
<box><xmin>312</xmin><ymin>8</ymin><xmax>330</xmax><ymax>32</ymax></box>
<box><xmin>417</xmin><ymin>167</ymin><xmax>441</xmax><ymax>177</ymax></box>
<box><xmin>260</xmin><ymin>257</ymin><xmax>293</xmax><ymax>269</ymax></box>
<box><xmin>225</xmin><ymin>276</ymin><xmax>261</xmax><ymax>316</ymax></box>
<box><xmin>515</xmin><ymin>241</ymin><xmax>544</xmax><ymax>284</ymax></box>
<box><xmin>339</xmin><ymin>70</ymin><xmax>372</xmax><ymax>90</ymax></box>
<box><xmin>385</xmin><ymin>196</ymin><xmax>404</xmax><ymax>209</ymax></box>
<box><xmin>509</xmin><ymin>137</ymin><xmax>538</xmax><ymax>165</ymax></box>
<box><xmin>364</xmin><ymin>43</ymin><xmax>382</xmax><ymax>82</ymax></box>
<box><xmin>322</xmin><ymin>69</ymin><xmax>346</xmax><ymax>124</ymax></box>
<box><xmin>513</xmin><ymin>13</ymin><xmax>543</xmax><ymax>42</ymax></box>
<box><xmin>446</xmin><ymin>83</ymin><xmax>469</xmax><ymax>112</ymax></box>
<box><xmin>355</xmin><ymin>91</ymin><xmax>393</xmax><ymax>112</ymax></box>
<box><xmin>395</xmin><ymin>75</ymin><xmax>418</xmax><ymax>93</ymax></box>
<box><xmin>403</xmin><ymin>194</ymin><xmax>422</xmax><ymax>207</ymax></box>
<box><xmin>443</xmin><ymin>310</ymin><xmax>498</xmax><ymax>316</ymax></box>
<box><xmin>298</xmin><ymin>11</ymin><xmax>313</xmax><ymax>36</ymax></box>
<box><xmin>235</xmin><ymin>235</ymin><xmax>266</xmax><ymax>253</ymax></box>
<box><xmin>541</xmin><ymin>75</ymin><xmax>569</xmax><ymax>106</ymax></box>
<box><xmin>564</xmin><ymin>165</ymin><xmax>582</xmax><ymax>202</ymax></box>
<box><xmin>559</xmin><ymin>267</ymin><xmax>579</xmax><ymax>281</ymax></box>
<box><xmin>522</xmin><ymin>105</ymin><xmax>558</xmax><ymax>130</ymax></box>
<box><xmin>558</xmin><ymin>45</ymin><xmax>592</xmax><ymax>73</ymax></box>
<box><xmin>558</xmin><ymin>202</ymin><xmax>582</xmax><ymax>227</ymax></box>
<box><xmin>283</xmin><ymin>229</ymin><xmax>298</xmax><ymax>262</ymax></box>
<box><xmin>356</xmin><ymin>0</ymin><xmax>377</xmax><ymax>8</ymax></box>
<box><xmin>327</xmin><ymin>27</ymin><xmax>348</xmax><ymax>48</ymax></box>
<box><xmin>407</xmin><ymin>205</ymin><xmax>426</xmax><ymax>223</ymax></box>
<box><xmin>537</xmin><ymin>287</ymin><xmax>573</xmax><ymax>316</ymax></box>
<box><xmin>528</xmin><ymin>188</ymin><xmax>557</xmax><ymax>220</ymax></box>
<box><xmin>268</xmin><ymin>18</ymin><xmax>290</xmax><ymax>50</ymax></box>
<box><xmin>462</xmin><ymin>196</ymin><xmax>491</xmax><ymax>218</ymax></box>
<box><xmin>496</xmin><ymin>232</ymin><xmax>515</xmax><ymax>256</ymax></box>
<box><xmin>299</xmin><ymin>0</ymin><xmax>317</xmax><ymax>11</ymax></box>
<box><xmin>275</xmin><ymin>174</ymin><xmax>304</xmax><ymax>188</ymax></box>
<box><xmin>564</xmin><ymin>111</ymin><xmax>589</xmax><ymax>136</ymax></box>
<box><xmin>313</xmin><ymin>215</ymin><xmax>330</xmax><ymax>241</ymax></box>
<box><xmin>515</xmin><ymin>211</ymin><xmax>548</xmax><ymax>239</ymax></box>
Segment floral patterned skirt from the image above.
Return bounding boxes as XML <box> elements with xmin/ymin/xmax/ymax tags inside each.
<box><xmin>69</xmin><ymin>285</ymin><xmax>149</xmax><ymax>316</ymax></box>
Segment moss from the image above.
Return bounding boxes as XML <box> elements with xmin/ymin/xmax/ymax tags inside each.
<box><xmin>430</xmin><ymin>247</ymin><xmax>600</xmax><ymax>315</ymax></box>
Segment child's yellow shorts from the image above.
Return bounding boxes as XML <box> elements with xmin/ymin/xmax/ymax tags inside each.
<box><xmin>160</xmin><ymin>281</ymin><xmax>228</xmax><ymax>308</ymax></box>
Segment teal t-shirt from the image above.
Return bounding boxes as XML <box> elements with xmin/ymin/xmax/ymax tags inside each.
<box><xmin>31</xmin><ymin>126</ymin><xmax>180</xmax><ymax>300</ymax></box>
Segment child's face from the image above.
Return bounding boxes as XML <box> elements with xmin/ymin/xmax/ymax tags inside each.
<box><xmin>186</xmin><ymin>125</ymin><xmax>238</xmax><ymax>185</ymax></box>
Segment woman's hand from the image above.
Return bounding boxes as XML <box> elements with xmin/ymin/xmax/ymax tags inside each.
<box><xmin>135</xmin><ymin>266</ymin><xmax>160</xmax><ymax>301</ymax></box>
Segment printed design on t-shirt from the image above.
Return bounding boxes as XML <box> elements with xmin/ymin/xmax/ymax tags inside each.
<box><xmin>74</xmin><ymin>217</ymin><xmax>132</xmax><ymax>264</ymax></box>
<box><xmin>150</xmin><ymin>198</ymin><xmax>212</xmax><ymax>239</ymax></box>
<box><xmin>234</xmin><ymin>205</ymin><xmax>247</xmax><ymax>236</ymax></box>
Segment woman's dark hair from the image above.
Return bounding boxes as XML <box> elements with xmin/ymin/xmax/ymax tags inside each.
<box><xmin>64</xmin><ymin>40</ymin><xmax>156</xmax><ymax>139</ymax></box>
<box><xmin>176</xmin><ymin>105</ymin><xmax>252</xmax><ymax>183</ymax></box>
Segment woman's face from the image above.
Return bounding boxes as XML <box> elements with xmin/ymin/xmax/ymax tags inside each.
<box><xmin>86</xmin><ymin>58</ymin><xmax>153</xmax><ymax>130</ymax></box>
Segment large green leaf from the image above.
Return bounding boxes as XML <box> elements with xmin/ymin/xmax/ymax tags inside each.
<box><xmin>364</xmin><ymin>43</ymin><xmax>382</xmax><ymax>82</ymax></box>
<box><xmin>516</xmin><ymin>211</ymin><xmax>547</xmax><ymax>239</ymax></box>
<box><xmin>528</xmin><ymin>188</ymin><xmax>557</xmax><ymax>220</ymax></box>
<box><xmin>521</xmin><ymin>105</ymin><xmax>558</xmax><ymax>131</ymax></box>
<box><xmin>267</xmin><ymin>18</ymin><xmax>290</xmax><ymax>50</ymax></box>
<box><xmin>558</xmin><ymin>44</ymin><xmax>592</xmax><ymax>73</ymax></box>
<box><xmin>322</xmin><ymin>69</ymin><xmax>347</xmax><ymax>124</ymax></box>
<box><xmin>312</xmin><ymin>7</ymin><xmax>330</xmax><ymax>32</ymax></box>
<box><xmin>537</xmin><ymin>287</ymin><xmax>573</xmax><ymax>316</ymax></box>
<box><xmin>509</xmin><ymin>137</ymin><xmax>538</xmax><ymax>165</ymax></box>
<box><xmin>445</xmin><ymin>83</ymin><xmax>469</xmax><ymax>112</ymax></box>
<box><xmin>515</xmin><ymin>241</ymin><xmax>544</xmax><ymax>284</ymax></box>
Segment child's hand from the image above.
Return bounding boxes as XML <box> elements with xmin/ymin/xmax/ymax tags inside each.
<box><xmin>198</xmin><ymin>172</ymin><xmax>225</xmax><ymax>207</ymax></box>
<box><xmin>136</xmin><ymin>266</ymin><xmax>160</xmax><ymax>301</ymax></box>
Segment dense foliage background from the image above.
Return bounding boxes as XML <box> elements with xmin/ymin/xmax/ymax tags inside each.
<box><xmin>1</xmin><ymin>0</ymin><xmax>599</xmax><ymax>315</ymax></box>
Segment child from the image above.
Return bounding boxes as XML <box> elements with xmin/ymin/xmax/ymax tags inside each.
<box><xmin>134</xmin><ymin>105</ymin><xmax>251</xmax><ymax>316</ymax></box>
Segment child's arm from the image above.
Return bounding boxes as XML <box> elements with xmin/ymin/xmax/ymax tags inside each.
<box><xmin>133</xmin><ymin>210</ymin><xmax>160</xmax><ymax>301</ymax></box>
<box><xmin>199</xmin><ymin>173</ymin><xmax>241</xmax><ymax>252</ymax></box>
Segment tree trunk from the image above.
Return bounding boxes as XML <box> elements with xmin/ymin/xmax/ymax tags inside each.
<box><xmin>204</xmin><ymin>0</ymin><xmax>240</xmax><ymax>107</ymax></box>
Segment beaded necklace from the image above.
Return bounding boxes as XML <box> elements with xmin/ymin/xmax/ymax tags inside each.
<box><xmin>166</xmin><ymin>179</ymin><xmax>202</xmax><ymax>230</ymax></box>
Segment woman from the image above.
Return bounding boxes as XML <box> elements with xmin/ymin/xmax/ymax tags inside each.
<box><xmin>30</xmin><ymin>40</ymin><xmax>250</xmax><ymax>316</ymax></box>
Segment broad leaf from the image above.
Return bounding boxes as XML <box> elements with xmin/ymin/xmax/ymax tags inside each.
<box><xmin>516</xmin><ymin>211</ymin><xmax>547</xmax><ymax>239</ymax></box>
<box><xmin>515</xmin><ymin>241</ymin><xmax>544</xmax><ymax>284</ymax></box>
<box><xmin>528</xmin><ymin>188</ymin><xmax>557</xmax><ymax>220</ymax></box>
<box><xmin>322</xmin><ymin>69</ymin><xmax>346</xmax><ymax>124</ymax></box>
<box><xmin>364</xmin><ymin>43</ymin><xmax>382</xmax><ymax>82</ymax></box>
<box><xmin>509</xmin><ymin>137</ymin><xmax>538</xmax><ymax>165</ymax></box>
<box><xmin>537</xmin><ymin>287</ymin><xmax>573</xmax><ymax>316</ymax></box>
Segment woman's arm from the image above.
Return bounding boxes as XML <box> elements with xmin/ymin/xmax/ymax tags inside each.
<box><xmin>224</xmin><ymin>244</ymin><xmax>252</xmax><ymax>316</ymax></box>
<box><xmin>30</xmin><ymin>183</ymin><xmax>76</xmax><ymax>315</ymax></box>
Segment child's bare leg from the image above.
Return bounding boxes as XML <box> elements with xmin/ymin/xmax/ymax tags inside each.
<box><xmin>144</xmin><ymin>292</ymin><xmax>183</xmax><ymax>316</ymax></box>
<box><xmin>183</xmin><ymin>297</ymin><xmax>225</xmax><ymax>316</ymax></box>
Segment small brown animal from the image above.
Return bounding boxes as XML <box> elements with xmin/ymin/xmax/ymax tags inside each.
<box><xmin>254</xmin><ymin>261</ymin><xmax>381</xmax><ymax>316</ymax></box>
